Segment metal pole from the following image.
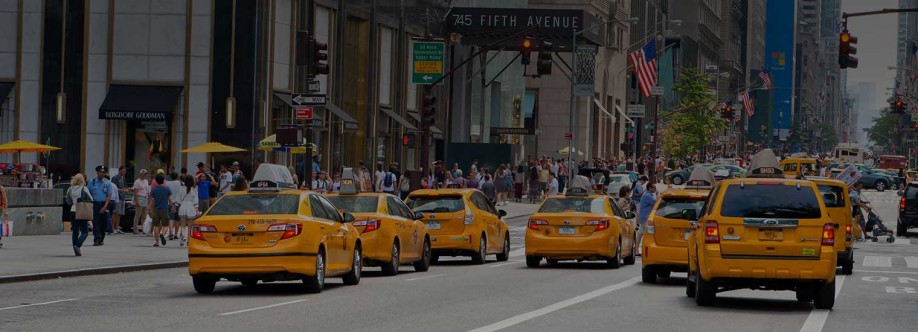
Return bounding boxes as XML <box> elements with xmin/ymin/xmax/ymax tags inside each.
<box><xmin>568</xmin><ymin>29</ymin><xmax>576</xmax><ymax>186</ymax></box>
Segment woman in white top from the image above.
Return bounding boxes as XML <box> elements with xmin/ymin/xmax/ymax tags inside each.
<box><xmin>67</xmin><ymin>174</ymin><xmax>92</xmax><ymax>256</ymax></box>
<box><xmin>132</xmin><ymin>169</ymin><xmax>151</xmax><ymax>234</ymax></box>
<box><xmin>175</xmin><ymin>175</ymin><xmax>199</xmax><ymax>247</ymax></box>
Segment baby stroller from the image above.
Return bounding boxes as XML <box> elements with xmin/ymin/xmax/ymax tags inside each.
<box><xmin>866</xmin><ymin>210</ymin><xmax>896</xmax><ymax>243</ymax></box>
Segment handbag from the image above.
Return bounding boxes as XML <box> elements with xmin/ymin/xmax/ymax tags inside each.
<box><xmin>0</xmin><ymin>214</ymin><xmax>11</xmax><ymax>238</ymax></box>
<box><xmin>74</xmin><ymin>186</ymin><xmax>94</xmax><ymax>221</ymax></box>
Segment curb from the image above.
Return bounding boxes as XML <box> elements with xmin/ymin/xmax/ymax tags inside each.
<box><xmin>0</xmin><ymin>261</ymin><xmax>188</xmax><ymax>284</ymax></box>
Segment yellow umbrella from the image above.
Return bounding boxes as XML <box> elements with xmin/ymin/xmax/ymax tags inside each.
<box><xmin>0</xmin><ymin>139</ymin><xmax>61</xmax><ymax>162</ymax></box>
<box><xmin>258</xmin><ymin>134</ymin><xmax>316</xmax><ymax>154</ymax></box>
<box><xmin>181</xmin><ymin>142</ymin><xmax>246</xmax><ymax>153</ymax></box>
<box><xmin>558</xmin><ymin>146</ymin><xmax>584</xmax><ymax>156</ymax></box>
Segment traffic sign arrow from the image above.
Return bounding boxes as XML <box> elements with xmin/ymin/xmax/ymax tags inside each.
<box><xmin>423</xmin><ymin>75</ymin><xmax>433</xmax><ymax>81</ymax></box>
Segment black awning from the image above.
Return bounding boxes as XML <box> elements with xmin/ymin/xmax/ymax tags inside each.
<box><xmin>98</xmin><ymin>85</ymin><xmax>183</xmax><ymax>121</ymax></box>
<box><xmin>0</xmin><ymin>82</ymin><xmax>14</xmax><ymax>106</ymax></box>
<box><xmin>379</xmin><ymin>106</ymin><xmax>417</xmax><ymax>131</ymax></box>
<box><xmin>326</xmin><ymin>104</ymin><xmax>359</xmax><ymax>131</ymax></box>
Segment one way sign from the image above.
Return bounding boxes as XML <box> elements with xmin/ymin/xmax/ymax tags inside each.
<box><xmin>291</xmin><ymin>93</ymin><xmax>326</xmax><ymax>106</ymax></box>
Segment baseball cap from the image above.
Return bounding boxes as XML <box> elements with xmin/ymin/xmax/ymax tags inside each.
<box><xmin>139</xmin><ymin>169</ymin><xmax>148</xmax><ymax>174</ymax></box>
<box><xmin>232</xmin><ymin>161</ymin><xmax>240</xmax><ymax>166</ymax></box>
<box><xmin>95</xmin><ymin>165</ymin><xmax>107</xmax><ymax>172</ymax></box>
<box><xmin>196</xmin><ymin>162</ymin><xmax>205</xmax><ymax>167</ymax></box>
<box><xmin>156</xmin><ymin>169</ymin><xmax>165</xmax><ymax>175</ymax></box>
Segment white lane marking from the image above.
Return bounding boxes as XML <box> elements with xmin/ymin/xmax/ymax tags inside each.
<box><xmin>863</xmin><ymin>256</ymin><xmax>893</xmax><ymax>268</ymax></box>
<box><xmin>489</xmin><ymin>261</ymin><xmax>522</xmax><ymax>268</ymax></box>
<box><xmin>405</xmin><ymin>274</ymin><xmax>445</xmax><ymax>282</ymax></box>
<box><xmin>218</xmin><ymin>299</ymin><xmax>308</xmax><ymax>316</ymax></box>
<box><xmin>854</xmin><ymin>269</ymin><xmax>918</xmax><ymax>275</ymax></box>
<box><xmin>0</xmin><ymin>298</ymin><xmax>80</xmax><ymax>312</ymax></box>
<box><xmin>508</xmin><ymin>248</ymin><xmax>526</xmax><ymax>258</ymax></box>
<box><xmin>905</xmin><ymin>257</ymin><xmax>918</xmax><ymax>269</ymax></box>
<box><xmin>468</xmin><ymin>277</ymin><xmax>640</xmax><ymax>332</ymax></box>
<box><xmin>798</xmin><ymin>275</ymin><xmax>846</xmax><ymax>332</ymax></box>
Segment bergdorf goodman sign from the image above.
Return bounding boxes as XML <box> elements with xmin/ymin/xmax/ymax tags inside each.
<box><xmin>446</xmin><ymin>8</ymin><xmax>600</xmax><ymax>42</ymax></box>
<box><xmin>101</xmin><ymin>111</ymin><xmax>171</xmax><ymax>121</ymax></box>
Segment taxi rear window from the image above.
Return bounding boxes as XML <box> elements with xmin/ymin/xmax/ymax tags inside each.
<box><xmin>325</xmin><ymin>196</ymin><xmax>378</xmax><ymax>213</ymax></box>
<box><xmin>817</xmin><ymin>185</ymin><xmax>846</xmax><ymax>208</ymax></box>
<box><xmin>208</xmin><ymin>194</ymin><xmax>300</xmax><ymax>216</ymax></box>
<box><xmin>654</xmin><ymin>198</ymin><xmax>705</xmax><ymax>220</ymax></box>
<box><xmin>405</xmin><ymin>196</ymin><xmax>465</xmax><ymax>213</ymax></box>
<box><xmin>538</xmin><ymin>198</ymin><xmax>606</xmax><ymax>214</ymax></box>
<box><xmin>720</xmin><ymin>185</ymin><xmax>821</xmax><ymax>219</ymax></box>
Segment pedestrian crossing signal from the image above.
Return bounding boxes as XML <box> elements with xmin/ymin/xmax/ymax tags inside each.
<box><xmin>403</xmin><ymin>133</ymin><xmax>417</xmax><ymax>149</ymax></box>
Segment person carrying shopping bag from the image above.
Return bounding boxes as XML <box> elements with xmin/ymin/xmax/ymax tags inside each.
<box><xmin>67</xmin><ymin>174</ymin><xmax>93</xmax><ymax>256</ymax></box>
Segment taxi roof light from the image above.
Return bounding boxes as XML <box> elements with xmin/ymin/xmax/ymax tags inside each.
<box><xmin>746</xmin><ymin>149</ymin><xmax>785</xmax><ymax>178</ymax></box>
<box><xmin>249</xmin><ymin>163</ymin><xmax>297</xmax><ymax>192</ymax></box>
<box><xmin>685</xmin><ymin>166</ymin><xmax>716</xmax><ymax>189</ymax></box>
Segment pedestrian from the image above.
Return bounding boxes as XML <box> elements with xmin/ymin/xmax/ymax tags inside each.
<box><xmin>218</xmin><ymin>165</ymin><xmax>233</xmax><ymax>197</ymax></box>
<box><xmin>420</xmin><ymin>177</ymin><xmax>430</xmax><ymax>190</ymax></box>
<box><xmin>358</xmin><ymin>161</ymin><xmax>372</xmax><ymax>192</ymax></box>
<box><xmin>88</xmin><ymin>166</ymin><xmax>112</xmax><ymax>246</ymax></box>
<box><xmin>374</xmin><ymin>164</ymin><xmax>386</xmax><ymax>192</ymax></box>
<box><xmin>850</xmin><ymin>182</ymin><xmax>870</xmax><ymax>241</ymax></box>
<box><xmin>0</xmin><ymin>182</ymin><xmax>6</xmax><ymax>248</ymax></box>
<box><xmin>399</xmin><ymin>172</ymin><xmax>411</xmax><ymax>199</ymax></box>
<box><xmin>636</xmin><ymin>183</ymin><xmax>658</xmax><ymax>256</ymax></box>
<box><xmin>631</xmin><ymin>176</ymin><xmax>648</xmax><ymax>213</ymax></box>
<box><xmin>331</xmin><ymin>172</ymin><xmax>342</xmax><ymax>193</ymax></box>
<box><xmin>233</xmin><ymin>174</ymin><xmax>249</xmax><ymax>191</ymax></box>
<box><xmin>148</xmin><ymin>174</ymin><xmax>172</xmax><ymax>247</ymax></box>
<box><xmin>465</xmin><ymin>173</ymin><xmax>479</xmax><ymax>191</ymax></box>
<box><xmin>514</xmin><ymin>165</ymin><xmax>525</xmax><ymax>203</ymax></box>
<box><xmin>379</xmin><ymin>167</ymin><xmax>397</xmax><ymax>194</ymax></box>
<box><xmin>132</xmin><ymin>169</ymin><xmax>151</xmax><ymax>234</ymax></box>
<box><xmin>495</xmin><ymin>165</ymin><xmax>508</xmax><ymax>206</ymax></box>
<box><xmin>195</xmin><ymin>167</ymin><xmax>216</xmax><ymax>215</ymax></box>
<box><xmin>617</xmin><ymin>186</ymin><xmax>631</xmax><ymax>211</ymax></box>
<box><xmin>527</xmin><ymin>166</ymin><xmax>540</xmax><ymax>203</ymax></box>
<box><xmin>287</xmin><ymin>166</ymin><xmax>299</xmax><ymax>187</ymax></box>
<box><xmin>67</xmin><ymin>174</ymin><xmax>92</xmax><ymax>256</ymax></box>
<box><xmin>313</xmin><ymin>171</ymin><xmax>331</xmax><ymax>193</ymax></box>
<box><xmin>469</xmin><ymin>159</ymin><xmax>479</xmax><ymax>176</ymax></box>
<box><xmin>110</xmin><ymin>166</ymin><xmax>129</xmax><ymax>234</ymax></box>
<box><xmin>546</xmin><ymin>173</ymin><xmax>559</xmax><ymax>197</ymax></box>
<box><xmin>176</xmin><ymin>175</ymin><xmax>199</xmax><ymax>247</ymax></box>
<box><xmin>232</xmin><ymin>161</ymin><xmax>244</xmax><ymax>184</ymax></box>
<box><xmin>164</xmin><ymin>172</ymin><xmax>184</xmax><ymax>241</ymax></box>
<box><xmin>481</xmin><ymin>174</ymin><xmax>496</xmax><ymax>204</ymax></box>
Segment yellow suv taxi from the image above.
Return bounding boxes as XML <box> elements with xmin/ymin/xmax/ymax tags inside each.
<box><xmin>686</xmin><ymin>150</ymin><xmax>838</xmax><ymax>309</ymax></box>
<box><xmin>779</xmin><ymin>157</ymin><xmax>817</xmax><ymax>177</ymax></box>
<box><xmin>642</xmin><ymin>167</ymin><xmax>714</xmax><ymax>283</ymax></box>
<box><xmin>188</xmin><ymin>164</ymin><xmax>362</xmax><ymax>294</ymax></box>
<box><xmin>809</xmin><ymin>177</ymin><xmax>855</xmax><ymax>275</ymax></box>
<box><xmin>525</xmin><ymin>187</ymin><xmax>637</xmax><ymax>268</ymax></box>
<box><xmin>405</xmin><ymin>189</ymin><xmax>510</xmax><ymax>264</ymax></box>
<box><xmin>325</xmin><ymin>169</ymin><xmax>431</xmax><ymax>276</ymax></box>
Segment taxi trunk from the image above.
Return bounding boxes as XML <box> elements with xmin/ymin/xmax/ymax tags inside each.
<box><xmin>195</xmin><ymin>215</ymin><xmax>295</xmax><ymax>249</ymax></box>
<box><xmin>409</xmin><ymin>194</ymin><xmax>468</xmax><ymax>236</ymax></box>
<box><xmin>530</xmin><ymin>213</ymin><xmax>612</xmax><ymax>238</ymax></box>
<box><xmin>652</xmin><ymin>197</ymin><xmax>705</xmax><ymax>247</ymax></box>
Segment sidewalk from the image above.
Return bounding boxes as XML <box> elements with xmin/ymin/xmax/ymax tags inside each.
<box><xmin>0</xmin><ymin>232</ymin><xmax>188</xmax><ymax>283</ymax></box>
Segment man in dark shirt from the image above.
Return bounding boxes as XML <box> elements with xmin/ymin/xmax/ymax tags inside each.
<box><xmin>148</xmin><ymin>175</ymin><xmax>173</xmax><ymax>247</ymax></box>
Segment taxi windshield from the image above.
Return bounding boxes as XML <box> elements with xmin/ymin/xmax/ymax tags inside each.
<box><xmin>816</xmin><ymin>185</ymin><xmax>845</xmax><ymax>208</ymax></box>
<box><xmin>325</xmin><ymin>196</ymin><xmax>378</xmax><ymax>213</ymax></box>
<box><xmin>538</xmin><ymin>198</ymin><xmax>606</xmax><ymax>213</ymax></box>
<box><xmin>720</xmin><ymin>185</ymin><xmax>821</xmax><ymax>219</ymax></box>
<box><xmin>406</xmin><ymin>196</ymin><xmax>465</xmax><ymax>213</ymax></box>
<box><xmin>654</xmin><ymin>198</ymin><xmax>706</xmax><ymax>220</ymax></box>
<box><xmin>207</xmin><ymin>194</ymin><xmax>300</xmax><ymax>216</ymax></box>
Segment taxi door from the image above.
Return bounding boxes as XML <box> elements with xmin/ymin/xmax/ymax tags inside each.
<box><xmin>386</xmin><ymin>196</ymin><xmax>417</xmax><ymax>261</ymax></box>
<box><xmin>309</xmin><ymin>195</ymin><xmax>348</xmax><ymax>272</ymax></box>
<box><xmin>471</xmin><ymin>192</ymin><xmax>500</xmax><ymax>252</ymax></box>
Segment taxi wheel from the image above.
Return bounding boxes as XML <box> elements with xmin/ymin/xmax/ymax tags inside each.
<box><xmin>685</xmin><ymin>273</ymin><xmax>696</xmax><ymax>298</ymax></box>
<box><xmin>606</xmin><ymin>239</ymin><xmax>622</xmax><ymax>269</ymax></box>
<box><xmin>192</xmin><ymin>276</ymin><xmax>216</xmax><ymax>294</ymax></box>
<box><xmin>496</xmin><ymin>234</ymin><xmax>510</xmax><ymax>262</ymax></box>
<box><xmin>623</xmin><ymin>237</ymin><xmax>636</xmax><ymax>265</ymax></box>
<box><xmin>694</xmin><ymin>271</ymin><xmax>716</xmax><ymax>306</ymax></box>
<box><xmin>897</xmin><ymin>220</ymin><xmax>908</xmax><ymax>237</ymax></box>
<box><xmin>381</xmin><ymin>242</ymin><xmax>400</xmax><ymax>276</ymax></box>
<box><xmin>813</xmin><ymin>279</ymin><xmax>836</xmax><ymax>309</ymax></box>
<box><xmin>642</xmin><ymin>266</ymin><xmax>657</xmax><ymax>283</ymax></box>
<box><xmin>795</xmin><ymin>288</ymin><xmax>815</xmax><ymax>303</ymax></box>
<box><xmin>342</xmin><ymin>245</ymin><xmax>362</xmax><ymax>285</ymax></box>
<box><xmin>240</xmin><ymin>278</ymin><xmax>258</xmax><ymax>287</ymax></box>
<box><xmin>841</xmin><ymin>257</ymin><xmax>854</xmax><ymax>275</ymax></box>
<box><xmin>431</xmin><ymin>254</ymin><xmax>440</xmax><ymax>264</ymax></box>
<box><xmin>471</xmin><ymin>235</ymin><xmax>487</xmax><ymax>265</ymax></box>
<box><xmin>657</xmin><ymin>270</ymin><xmax>671</xmax><ymax>279</ymax></box>
<box><xmin>526</xmin><ymin>256</ymin><xmax>542</xmax><ymax>268</ymax></box>
<box><xmin>413</xmin><ymin>238</ymin><xmax>431</xmax><ymax>272</ymax></box>
<box><xmin>303</xmin><ymin>249</ymin><xmax>326</xmax><ymax>293</ymax></box>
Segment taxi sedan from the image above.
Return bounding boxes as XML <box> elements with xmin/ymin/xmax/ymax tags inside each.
<box><xmin>325</xmin><ymin>192</ymin><xmax>431</xmax><ymax>276</ymax></box>
<box><xmin>405</xmin><ymin>189</ymin><xmax>510</xmax><ymax>264</ymax></box>
<box><xmin>188</xmin><ymin>183</ymin><xmax>362</xmax><ymax>294</ymax></box>
<box><xmin>526</xmin><ymin>191</ymin><xmax>637</xmax><ymax>268</ymax></box>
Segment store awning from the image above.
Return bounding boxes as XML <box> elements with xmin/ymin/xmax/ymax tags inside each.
<box><xmin>273</xmin><ymin>92</ymin><xmax>324</xmax><ymax>127</ymax></box>
<box><xmin>0</xmin><ymin>82</ymin><xmax>14</xmax><ymax>106</ymax></box>
<box><xmin>98</xmin><ymin>85</ymin><xmax>183</xmax><ymax>122</ymax></box>
<box><xmin>593</xmin><ymin>98</ymin><xmax>614</xmax><ymax>121</ymax></box>
<box><xmin>614</xmin><ymin>105</ymin><xmax>634</xmax><ymax>124</ymax></box>
<box><xmin>408</xmin><ymin>112</ymin><xmax>445</xmax><ymax>139</ymax></box>
<box><xmin>325</xmin><ymin>104</ymin><xmax>359</xmax><ymax>131</ymax></box>
<box><xmin>379</xmin><ymin>106</ymin><xmax>417</xmax><ymax>131</ymax></box>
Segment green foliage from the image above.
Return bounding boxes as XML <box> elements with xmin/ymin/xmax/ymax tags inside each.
<box><xmin>866</xmin><ymin>109</ymin><xmax>900</xmax><ymax>149</ymax></box>
<box><xmin>661</xmin><ymin>67</ymin><xmax>726</xmax><ymax>159</ymax></box>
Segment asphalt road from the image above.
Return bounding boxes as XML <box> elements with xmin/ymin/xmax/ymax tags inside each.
<box><xmin>1</xmin><ymin>190</ymin><xmax>917</xmax><ymax>332</ymax></box>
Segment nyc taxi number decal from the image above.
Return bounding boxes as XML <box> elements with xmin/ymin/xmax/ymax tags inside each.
<box><xmin>802</xmin><ymin>247</ymin><xmax>817</xmax><ymax>256</ymax></box>
<box><xmin>449</xmin><ymin>236</ymin><xmax>469</xmax><ymax>241</ymax></box>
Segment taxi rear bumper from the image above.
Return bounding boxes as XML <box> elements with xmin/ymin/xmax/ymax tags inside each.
<box><xmin>430</xmin><ymin>229</ymin><xmax>478</xmax><ymax>254</ymax></box>
<box><xmin>699</xmin><ymin>251</ymin><xmax>836</xmax><ymax>283</ymax></box>
<box><xmin>189</xmin><ymin>252</ymin><xmax>318</xmax><ymax>280</ymax></box>
<box><xmin>642</xmin><ymin>239</ymin><xmax>688</xmax><ymax>269</ymax></box>
<box><xmin>525</xmin><ymin>231</ymin><xmax>615</xmax><ymax>259</ymax></box>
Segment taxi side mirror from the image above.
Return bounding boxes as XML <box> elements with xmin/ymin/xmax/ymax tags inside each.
<box><xmin>342</xmin><ymin>212</ymin><xmax>356</xmax><ymax>223</ymax></box>
<box><xmin>625</xmin><ymin>212</ymin><xmax>636</xmax><ymax>219</ymax></box>
<box><xmin>498</xmin><ymin>210</ymin><xmax>507</xmax><ymax>218</ymax></box>
<box><xmin>897</xmin><ymin>190</ymin><xmax>904</xmax><ymax>197</ymax></box>
<box><xmin>414</xmin><ymin>211</ymin><xmax>424</xmax><ymax>220</ymax></box>
<box><xmin>681</xmin><ymin>209</ymin><xmax>698</xmax><ymax>221</ymax></box>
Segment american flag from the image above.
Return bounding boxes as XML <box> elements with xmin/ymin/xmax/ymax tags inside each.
<box><xmin>629</xmin><ymin>39</ymin><xmax>657</xmax><ymax>97</ymax></box>
<box><xmin>741</xmin><ymin>90</ymin><xmax>755</xmax><ymax>117</ymax></box>
<box><xmin>759</xmin><ymin>68</ymin><xmax>772</xmax><ymax>89</ymax></box>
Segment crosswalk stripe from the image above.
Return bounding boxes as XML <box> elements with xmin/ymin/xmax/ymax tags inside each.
<box><xmin>863</xmin><ymin>255</ymin><xmax>893</xmax><ymax>268</ymax></box>
<box><xmin>905</xmin><ymin>257</ymin><xmax>918</xmax><ymax>269</ymax></box>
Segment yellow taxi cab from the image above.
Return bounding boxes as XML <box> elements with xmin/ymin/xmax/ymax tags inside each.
<box><xmin>642</xmin><ymin>166</ymin><xmax>714</xmax><ymax>282</ymax></box>
<box><xmin>325</xmin><ymin>168</ymin><xmax>431</xmax><ymax>276</ymax></box>
<box><xmin>405</xmin><ymin>188</ymin><xmax>510</xmax><ymax>264</ymax></box>
<box><xmin>807</xmin><ymin>177</ymin><xmax>855</xmax><ymax>275</ymax></box>
<box><xmin>686</xmin><ymin>149</ymin><xmax>838</xmax><ymax>309</ymax></box>
<box><xmin>188</xmin><ymin>164</ymin><xmax>362</xmax><ymax>294</ymax></box>
<box><xmin>779</xmin><ymin>157</ymin><xmax>817</xmax><ymax>177</ymax></box>
<box><xmin>525</xmin><ymin>184</ymin><xmax>637</xmax><ymax>268</ymax></box>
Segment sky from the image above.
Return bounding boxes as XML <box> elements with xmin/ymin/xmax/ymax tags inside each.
<box><xmin>842</xmin><ymin>0</ymin><xmax>899</xmax><ymax>142</ymax></box>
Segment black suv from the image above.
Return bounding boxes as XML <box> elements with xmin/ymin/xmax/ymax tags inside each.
<box><xmin>898</xmin><ymin>182</ymin><xmax>918</xmax><ymax>236</ymax></box>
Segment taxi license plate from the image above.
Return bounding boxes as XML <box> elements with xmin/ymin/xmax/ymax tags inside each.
<box><xmin>426</xmin><ymin>222</ymin><xmax>441</xmax><ymax>230</ymax></box>
<box><xmin>759</xmin><ymin>229</ymin><xmax>783</xmax><ymax>241</ymax></box>
<box><xmin>559</xmin><ymin>226</ymin><xmax>576</xmax><ymax>235</ymax></box>
<box><xmin>233</xmin><ymin>233</ymin><xmax>253</xmax><ymax>244</ymax></box>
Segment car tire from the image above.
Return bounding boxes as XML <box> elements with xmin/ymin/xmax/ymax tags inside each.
<box><xmin>623</xmin><ymin>237</ymin><xmax>636</xmax><ymax>265</ymax></box>
<box><xmin>342</xmin><ymin>245</ymin><xmax>362</xmax><ymax>286</ymax></box>
<box><xmin>694</xmin><ymin>270</ymin><xmax>716</xmax><ymax>306</ymax></box>
<box><xmin>495</xmin><ymin>234</ymin><xmax>510</xmax><ymax>262</ymax></box>
<box><xmin>642</xmin><ymin>266</ymin><xmax>657</xmax><ymax>283</ymax></box>
<box><xmin>875</xmin><ymin>180</ymin><xmax>887</xmax><ymax>192</ymax></box>
<box><xmin>657</xmin><ymin>270</ymin><xmax>671</xmax><ymax>279</ymax></box>
<box><xmin>431</xmin><ymin>254</ymin><xmax>440</xmax><ymax>264</ymax></box>
<box><xmin>672</xmin><ymin>176</ymin><xmax>684</xmax><ymax>185</ymax></box>
<box><xmin>897</xmin><ymin>220</ymin><xmax>908</xmax><ymax>237</ymax></box>
<box><xmin>795</xmin><ymin>288</ymin><xmax>815</xmax><ymax>302</ymax></box>
<box><xmin>526</xmin><ymin>256</ymin><xmax>542</xmax><ymax>268</ymax></box>
<box><xmin>192</xmin><ymin>276</ymin><xmax>216</xmax><ymax>294</ymax></box>
<box><xmin>813</xmin><ymin>279</ymin><xmax>836</xmax><ymax>310</ymax></box>
<box><xmin>471</xmin><ymin>235</ymin><xmax>487</xmax><ymax>265</ymax></box>
<box><xmin>841</xmin><ymin>256</ymin><xmax>853</xmax><ymax>275</ymax></box>
<box><xmin>303</xmin><ymin>249</ymin><xmax>326</xmax><ymax>294</ymax></box>
<box><xmin>413</xmin><ymin>238</ymin><xmax>431</xmax><ymax>272</ymax></box>
<box><xmin>606</xmin><ymin>239</ymin><xmax>622</xmax><ymax>269</ymax></box>
<box><xmin>240</xmin><ymin>278</ymin><xmax>258</xmax><ymax>287</ymax></box>
<box><xmin>381</xmin><ymin>241</ymin><xmax>400</xmax><ymax>276</ymax></box>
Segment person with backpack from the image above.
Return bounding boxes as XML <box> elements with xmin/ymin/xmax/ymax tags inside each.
<box><xmin>67</xmin><ymin>174</ymin><xmax>93</xmax><ymax>256</ymax></box>
<box><xmin>379</xmin><ymin>167</ymin><xmax>396</xmax><ymax>194</ymax></box>
<box><xmin>398</xmin><ymin>172</ymin><xmax>411</xmax><ymax>200</ymax></box>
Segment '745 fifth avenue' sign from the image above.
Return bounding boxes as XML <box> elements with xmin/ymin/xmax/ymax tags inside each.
<box><xmin>445</xmin><ymin>8</ymin><xmax>601</xmax><ymax>42</ymax></box>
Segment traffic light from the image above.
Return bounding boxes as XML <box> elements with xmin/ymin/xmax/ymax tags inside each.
<box><xmin>537</xmin><ymin>41</ymin><xmax>552</xmax><ymax>76</ymax></box>
<box><xmin>625</xmin><ymin>123</ymin><xmax>634</xmax><ymax>142</ymax></box>
<box><xmin>521</xmin><ymin>39</ymin><xmax>533</xmax><ymax>66</ymax></box>
<box><xmin>402</xmin><ymin>133</ymin><xmax>417</xmax><ymax>148</ymax></box>
<box><xmin>893</xmin><ymin>98</ymin><xmax>907</xmax><ymax>114</ymax></box>
<box><xmin>421</xmin><ymin>95</ymin><xmax>437</xmax><ymax>128</ymax></box>
<box><xmin>721</xmin><ymin>104</ymin><xmax>734</xmax><ymax>120</ymax></box>
<box><xmin>838</xmin><ymin>30</ymin><xmax>858</xmax><ymax>69</ymax></box>
<box><xmin>311</xmin><ymin>39</ymin><xmax>329</xmax><ymax>75</ymax></box>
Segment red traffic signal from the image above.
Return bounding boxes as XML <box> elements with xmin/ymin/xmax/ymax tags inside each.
<box><xmin>838</xmin><ymin>30</ymin><xmax>858</xmax><ymax>69</ymax></box>
<box><xmin>402</xmin><ymin>133</ymin><xmax>417</xmax><ymax>148</ymax></box>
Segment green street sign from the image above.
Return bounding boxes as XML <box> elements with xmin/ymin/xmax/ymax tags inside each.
<box><xmin>412</xmin><ymin>41</ymin><xmax>445</xmax><ymax>85</ymax></box>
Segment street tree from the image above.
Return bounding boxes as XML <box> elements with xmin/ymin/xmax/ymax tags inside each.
<box><xmin>865</xmin><ymin>108</ymin><xmax>900</xmax><ymax>150</ymax></box>
<box><xmin>661</xmin><ymin>67</ymin><xmax>726</xmax><ymax>159</ymax></box>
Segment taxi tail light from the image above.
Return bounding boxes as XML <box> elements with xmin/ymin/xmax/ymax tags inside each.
<box><xmin>528</xmin><ymin>219</ymin><xmax>548</xmax><ymax>230</ymax></box>
<box><xmin>646</xmin><ymin>217</ymin><xmax>655</xmax><ymax>234</ymax></box>
<box><xmin>585</xmin><ymin>219</ymin><xmax>609</xmax><ymax>231</ymax></box>
<box><xmin>353</xmin><ymin>219</ymin><xmax>381</xmax><ymax>232</ymax></box>
<box><xmin>268</xmin><ymin>223</ymin><xmax>303</xmax><ymax>240</ymax></box>
<box><xmin>704</xmin><ymin>221</ymin><xmax>719</xmax><ymax>243</ymax></box>
<box><xmin>464</xmin><ymin>213</ymin><xmax>475</xmax><ymax>225</ymax></box>
<box><xmin>822</xmin><ymin>223</ymin><xmax>835</xmax><ymax>246</ymax></box>
<box><xmin>901</xmin><ymin>196</ymin><xmax>906</xmax><ymax>211</ymax></box>
<box><xmin>845</xmin><ymin>224</ymin><xmax>852</xmax><ymax>241</ymax></box>
<box><xmin>191</xmin><ymin>224</ymin><xmax>217</xmax><ymax>241</ymax></box>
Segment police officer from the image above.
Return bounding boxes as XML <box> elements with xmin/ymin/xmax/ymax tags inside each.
<box><xmin>88</xmin><ymin>165</ymin><xmax>112</xmax><ymax>246</ymax></box>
